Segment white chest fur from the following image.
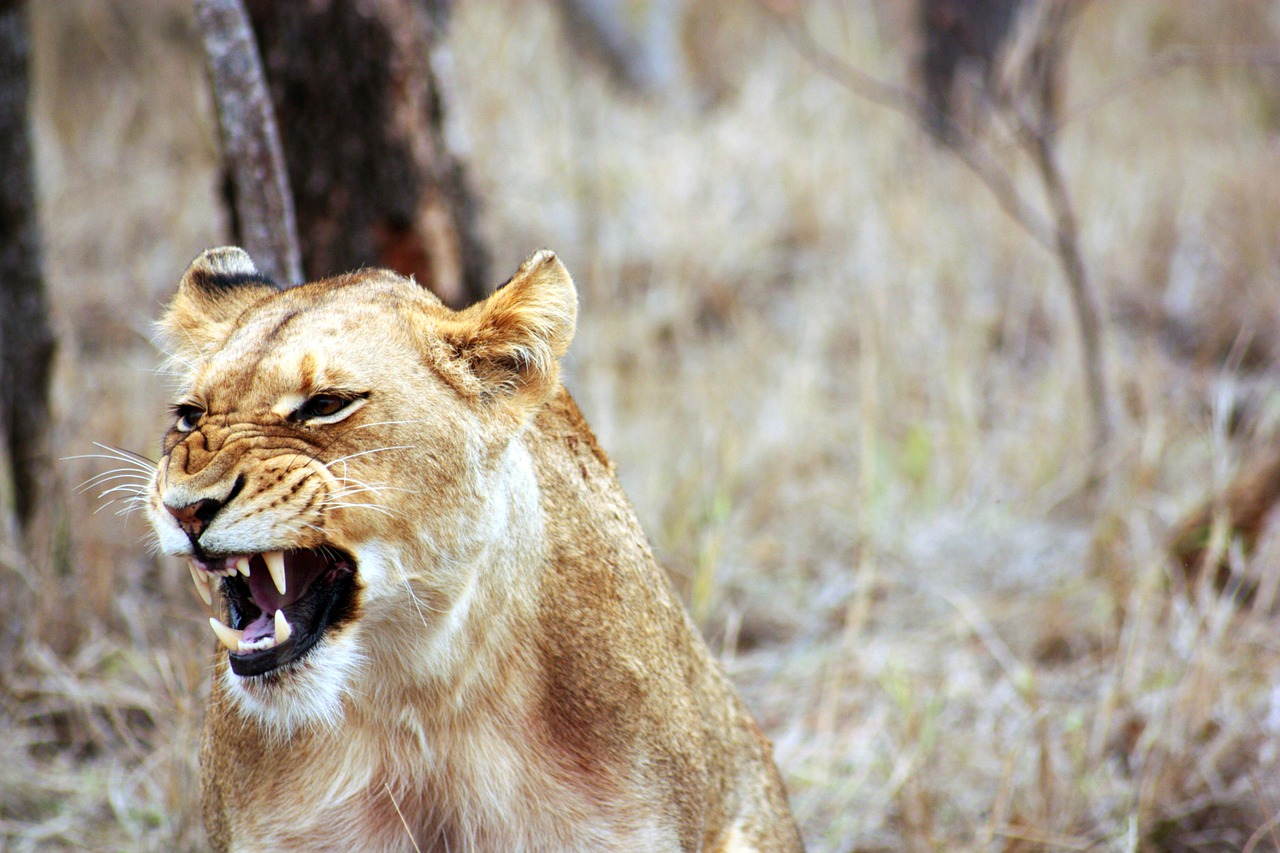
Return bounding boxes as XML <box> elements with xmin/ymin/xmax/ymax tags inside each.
<box><xmin>225</xmin><ymin>711</ymin><xmax>674</xmax><ymax>853</ymax></box>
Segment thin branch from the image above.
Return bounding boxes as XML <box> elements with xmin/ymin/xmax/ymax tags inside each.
<box><xmin>1006</xmin><ymin>0</ymin><xmax>1115</xmax><ymax>451</ymax></box>
<box><xmin>778</xmin><ymin>1</ymin><xmax>1117</xmax><ymax>456</ymax></box>
<box><xmin>777</xmin><ymin>13</ymin><xmax>1057</xmax><ymax>250</ymax></box>
<box><xmin>194</xmin><ymin>0</ymin><xmax>302</xmax><ymax>285</ymax></box>
<box><xmin>778</xmin><ymin>14</ymin><xmax>922</xmax><ymax>114</ymax></box>
<box><xmin>1068</xmin><ymin>45</ymin><xmax>1280</xmax><ymax>128</ymax></box>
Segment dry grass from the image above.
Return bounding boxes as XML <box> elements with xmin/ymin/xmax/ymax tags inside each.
<box><xmin>5</xmin><ymin>1</ymin><xmax>1280</xmax><ymax>849</ymax></box>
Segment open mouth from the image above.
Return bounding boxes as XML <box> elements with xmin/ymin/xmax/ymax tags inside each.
<box><xmin>188</xmin><ymin>549</ymin><xmax>357</xmax><ymax>677</ymax></box>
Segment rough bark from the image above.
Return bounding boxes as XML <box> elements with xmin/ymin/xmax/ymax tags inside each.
<box><xmin>0</xmin><ymin>0</ymin><xmax>54</xmax><ymax>533</ymax></box>
<box><xmin>194</xmin><ymin>0</ymin><xmax>303</xmax><ymax>285</ymax></box>
<box><xmin>243</xmin><ymin>0</ymin><xmax>489</xmax><ymax>308</ymax></box>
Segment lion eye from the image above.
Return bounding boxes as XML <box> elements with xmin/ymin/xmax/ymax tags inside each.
<box><xmin>172</xmin><ymin>404</ymin><xmax>203</xmax><ymax>433</ymax></box>
<box><xmin>296</xmin><ymin>394</ymin><xmax>349</xmax><ymax>420</ymax></box>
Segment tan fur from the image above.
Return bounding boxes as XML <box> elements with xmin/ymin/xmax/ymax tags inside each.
<box><xmin>148</xmin><ymin>247</ymin><xmax>803</xmax><ymax>852</ymax></box>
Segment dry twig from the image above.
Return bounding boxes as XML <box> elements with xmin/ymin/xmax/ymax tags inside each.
<box><xmin>778</xmin><ymin>1</ymin><xmax>1115</xmax><ymax>458</ymax></box>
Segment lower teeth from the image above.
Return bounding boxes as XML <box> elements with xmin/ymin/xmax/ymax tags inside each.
<box><xmin>239</xmin><ymin>636</ymin><xmax>276</xmax><ymax>652</ymax></box>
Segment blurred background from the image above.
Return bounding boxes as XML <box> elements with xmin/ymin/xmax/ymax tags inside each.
<box><xmin>3</xmin><ymin>0</ymin><xmax>1280</xmax><ymax>849</ymax></box>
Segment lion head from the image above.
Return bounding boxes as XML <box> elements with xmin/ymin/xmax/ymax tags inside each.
<box><xmin>147</xmin><ymin>247</ymin><xmax>576</xmax><ymax>735</ymax></box>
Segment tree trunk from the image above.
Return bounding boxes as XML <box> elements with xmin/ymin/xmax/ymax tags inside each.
<box><xmin>0</xmin><ymin>0</ymin><xmax>54</xmax><ymax>535</ymax></box>
<box><xmin>243</xmin><ymin>0</ymin><xmax>490</xmax><ymax>308</ymax></box>
<box><xmin>194</xmin><ymin>0</ymin><xmax>303</xmax><ymax>285</ymax></box>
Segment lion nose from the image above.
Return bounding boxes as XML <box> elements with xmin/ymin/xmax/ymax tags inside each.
<box><xmin>166</xmin><ymin>497</ymin><xmax>225</xmax><ymax>540</ymax></box>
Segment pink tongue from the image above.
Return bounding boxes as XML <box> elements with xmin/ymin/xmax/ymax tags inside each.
<box><xmin>238</xmin><ymin>551</ymin><xmax>331</xmax><ymax>643</ymax></box>
<box><xmin>239</xmin><ymin>557</ymin><xmax>293</xmax><ymax>643</ymax></box>
<box><xmin>242</xmin><ymin>612</ymin><xmax>274</xmax><ymax>643</ymax></box>
<box><xmin>246</xmin><ymin>557</ymin><xmax>291</xmax><ymax>613</ymax></box>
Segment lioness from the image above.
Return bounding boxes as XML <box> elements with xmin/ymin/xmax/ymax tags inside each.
<box><xmin>147</xmin><ymin>247</ymin><xmax>803</xmax><ymax>852</ymax></box>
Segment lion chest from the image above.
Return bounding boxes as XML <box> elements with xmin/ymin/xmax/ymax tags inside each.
<box><xmin>211</xmin><ymin>711</ymin><xmax>672</xmax><ymax>853</ymax></box>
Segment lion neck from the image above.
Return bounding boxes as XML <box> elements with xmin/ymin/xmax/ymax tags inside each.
<box><xmin>348</xmin><ymin>432</ymin><xmax>547</xmax><ymax>727</ymax></box>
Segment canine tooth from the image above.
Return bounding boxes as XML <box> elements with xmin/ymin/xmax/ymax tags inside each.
<box><xmin>264</xmin><ymin>550</ymin><xmax>287</xmax><ymax>595</ymax></box>
<box><xmin>188</xmin><ymin>561</ymin><xmax>212</xmax><ymax>606</ymax></box>
<box><xmin>209</xmin><ymin>617</ymin><xmax>244</xmax><ymax>652</ymax></box>
<box><xmin>274</xmin><ymin>610</ymin><xmax>292</xmax><ymax>644</ymax></box>
<box><xmin>235</xmin><ymin>557</ymin><xmax>251</xmax><ymax>577</ymax></box>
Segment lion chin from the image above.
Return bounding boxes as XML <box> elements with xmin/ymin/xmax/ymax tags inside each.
<box><xmin>147</xmin><ymin>246</ymin><xmax>804</xmax><ymax>852</ymax></box>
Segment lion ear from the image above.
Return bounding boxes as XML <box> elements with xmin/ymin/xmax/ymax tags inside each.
<box><xmin>437</xmin><ymin>250</ymin><xmax>578</xmax><ymax>406</ymax></box>
<box><xmin>157</xmin><ymin>247</ymin><xmax>281</xmax><ymax>365</ymax></box>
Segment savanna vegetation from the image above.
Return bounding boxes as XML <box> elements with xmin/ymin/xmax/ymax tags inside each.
<box><xmin>4</xmin><ymin>1</ymin><xmax>1280</xmax><ymax>849</ymax></box>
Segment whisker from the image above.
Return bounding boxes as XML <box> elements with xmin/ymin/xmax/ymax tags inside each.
<box><xmin>327</xmin><ymin>494</ymin><xmax>391</xmax><ymax>507</ymax></box>
<box><xmin>78</xmin><ymin>465</ymin><xmax>154</xmax><ymax>480</ymax></box>
<box><xmin>97</xmin><ymin>483</ymin><xmax>148</xmax><ymax>499</ymax></box>
<box><xmin>330</xmin><ymin>485</ymin><xmax>414</xmax><ymax>500</ymax></box>
<box><xmin>329</xmin><ymin>474</ymin><xmax>408</xmax><ymax>488</ymax></box>
<box><xmin>76</xmin><ymin>470</ymin><xmax>154</xmax><ymax>492</ymax></box>
<box><xmin>96</xmin><ymin>496</ymin><xmax>143</xmax><ymax>516</ymax></box>
<box><xmin>142</xmin><ymin>534</ymin><xmax>162</xmax><ymax>556</ymax></box>
<box><xmin>111</xmin><ymin>496</ymin><xmax>150</xmax><ymax>518</ymax></box>
<box><xmin>64</xmin><ymin>454</ymin><xmax>157</xmax><ymax>475</ymax></box>
<box><xmin>351</xmin><ymin>418</ymin><xmax>435</xmax><ymax>430</ymax></box>
<box><xmin>92</xmin><ymin>443</ymin><xmax>157</xmax><ymax>464</ymax></box>
<box><xmin>286</xmin><ymin>420</ymin><xmax>370</xmax><ymax>473</ymax></box>
<box><xmin>323</xmin><ymin>446</ymin><xmax>414</xmax><ymax>468</ymax></box>
<box><xmin>331</xmin><ymin>491</ymin><xmax>374</xmax><ymax>503</ymax></box>
<box><xmin>327</xmin><ymin>502</ymin><xmax>395</xmax><ymax>517</ymax></box>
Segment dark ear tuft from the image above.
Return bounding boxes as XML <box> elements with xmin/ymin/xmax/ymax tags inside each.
<box><xmin>156</xmin><ymin>247</ymin><xmax>282</xmax><ymax>372</ymax></box>
<box><xmin>182</xmin><ymin>247</ymin><xmax>279</xmax><ymax>293</ymax></box>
